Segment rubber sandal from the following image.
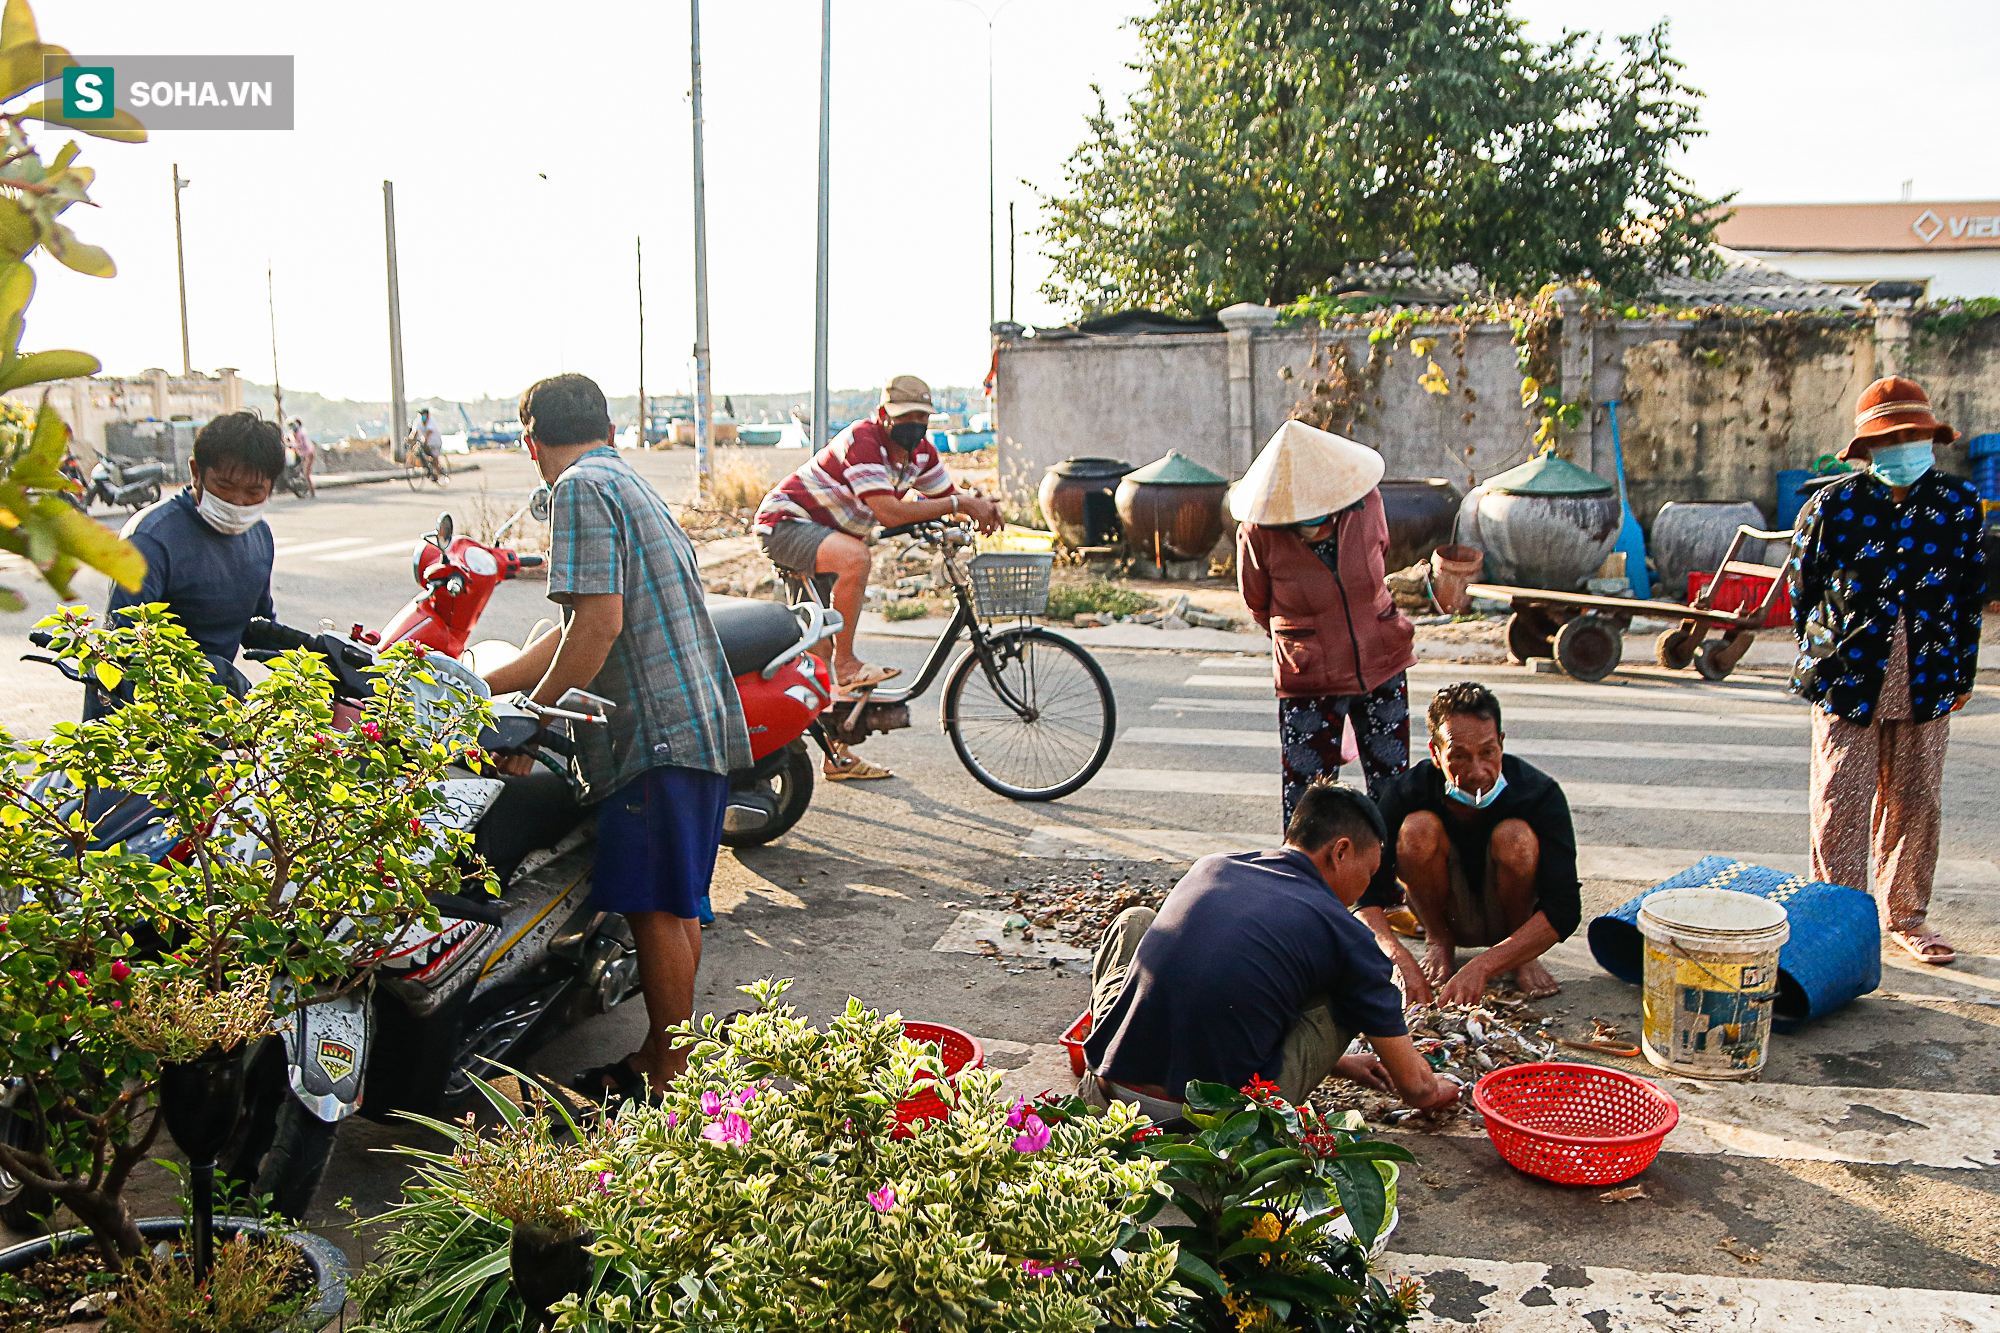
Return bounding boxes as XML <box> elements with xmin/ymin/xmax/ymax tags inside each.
<box><xmin>836</xmin><ymin>663</ymin><xmax>900</xmax><ymax>696</ymax></box>
<box><xmin>1891</xmin><ymin>929</ymin><xmax>1956</xmax><ymax>965</ymax></box>
<box><xmin>825</xmin><ymin>754</ymin><xmax>894</xmax><ymax>781</ymax></box>
<box><xmin>1384</xmin><ymin>908</ymin><xmax>1425</xmax><ymax>939</ymax></box>
<box><xmin>569</xmin><ymin>1057</ymin><xmax>646</xmax><ymax>1105</ymax></box>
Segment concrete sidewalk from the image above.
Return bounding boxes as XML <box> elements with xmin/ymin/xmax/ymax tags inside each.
<box><xmin>311</xmin><ymin>458</ymin><xmax>482</xmax><ymax>489</ymax></box>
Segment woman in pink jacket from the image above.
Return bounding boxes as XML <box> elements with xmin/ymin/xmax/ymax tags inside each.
<box><xmin>1235</xmin><ymin>421</ymin><xmax>1418</xmax><ymax>826</ymax></box>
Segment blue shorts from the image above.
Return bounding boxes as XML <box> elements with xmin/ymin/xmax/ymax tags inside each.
<box><xmin>590</xmin><ymin>765</ymin><xmax>728</xmax><ymax>919</ymax></box>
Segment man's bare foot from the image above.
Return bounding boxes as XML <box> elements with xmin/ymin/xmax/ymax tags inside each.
<box><xmin>1421</xmin><ymin>942</ymin><xmax>1456</xmax><ymax>989</ymax></box>
<box><xmin>1514</xmin><ymin>958</ymin><xmax>1561</xmax><ymax>999</ymax></box>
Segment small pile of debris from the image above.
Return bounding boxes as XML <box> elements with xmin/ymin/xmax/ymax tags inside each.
<box><xmin>991</xmin><ymin>869</ymin><xmax>1171</xmax><ymax>951</ymax></box>
<box><xmin>1385</xmin><ymin>562</ymin><xmax>1435</xmax><ymax>614</ymax></box>
<box><xmin>1310</xmin><ymin>999</ymin><xmax>1559</xmax><ymax>1129</ymax></box>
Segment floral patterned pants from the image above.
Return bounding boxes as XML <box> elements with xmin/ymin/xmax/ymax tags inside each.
<box><xmin>1278</xmin><ymin>673</ymin><xmax>1410</xmax><ymax>829</ymax></box>
<box><xmin>1808</xmin><ymin>620</ymin><xmax>1951</xmax><ymax>933</ymax></box>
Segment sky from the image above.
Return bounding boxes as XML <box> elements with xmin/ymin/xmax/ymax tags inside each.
<box><xmin>21</xmin><ymin>0</ymin><xmax>2000</xmax><ymax>408</ymax></box>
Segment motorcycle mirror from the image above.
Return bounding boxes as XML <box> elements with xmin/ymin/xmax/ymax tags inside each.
<box><xmin>435</xmin><ymin>512</ymin><xmax>454</xmax><ymax>547</ymax></box>
<box><xmin>529</xmin><ymin>486</ymin><xmax>552</xmax><ymax>524</ymax></box>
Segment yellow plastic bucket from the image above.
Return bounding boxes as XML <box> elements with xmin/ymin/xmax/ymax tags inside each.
<box><xmin>1637</xmin><ymin>887</ymin><xmax>1789</xmax><ymax>1080</ymax></box>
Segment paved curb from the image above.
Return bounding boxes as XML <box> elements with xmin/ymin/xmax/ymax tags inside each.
<box><xmin>310</xmin><ymin>459</ymin><xmax>482</xmax><ymax>490</ymax></box>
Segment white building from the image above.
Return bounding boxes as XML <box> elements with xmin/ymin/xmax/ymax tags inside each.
<box><xmin>5</xmin><ymin>367</ymin><xmax>244</xmax><ymax>460</ymax></box>
<box><xmin>1715</xmin><ymin>202</ymin><xmax>2000</xmax><ymax>300</ymax></box>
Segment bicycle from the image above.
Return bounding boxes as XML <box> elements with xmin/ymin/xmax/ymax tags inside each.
<box><xmin>403</xmin><ymin>438</ymin><xmax>448</xmax><ymax>491</ymax></box>
<box><xmin>779</xmin><ymin>520</ymin><xmax>1115</xmax><ymax>800</ymax></box>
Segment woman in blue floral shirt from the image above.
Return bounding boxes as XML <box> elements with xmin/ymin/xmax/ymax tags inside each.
<box><xmin>1790</xmin><ymin>376</ymin><xmax>1985</xmax><ymax>966</ymax></box>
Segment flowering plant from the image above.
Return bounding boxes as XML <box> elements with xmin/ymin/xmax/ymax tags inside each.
<box><xmin>0</xmin><ymin>606</ymin><xmax>492</xmax><ymax>1263</ymax></box>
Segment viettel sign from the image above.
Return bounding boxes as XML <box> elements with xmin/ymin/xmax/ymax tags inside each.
<box><xmin>1911</xmin><ymin>210</ymin><xmax>1999</xmax><ymax>244</ymax></box>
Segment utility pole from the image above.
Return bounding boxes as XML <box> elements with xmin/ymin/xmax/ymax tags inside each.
<box><xmin>172</xmin><ymin>164</ymin><xmax>192</xmax><ymax>376</ymax></box>
<box><xmin>383</xmin><ymin>181</ymin><xmax>407</xmax><ymax>455</ymax></box>
<box><xmin>690</xmin><ymin>0</ymin><xmax>713</xmax><ymax>488</ymax></box>
<box><xmin>812</xmin><ymin>0</ymin><xmax>831</xmax><ymax>452</ymax></box>
<box><xmin>267</xmin><ymin>261</ymin><xmax>283</xmax><ymax>424</ymax></box>
<box><xmin>636</xmin><ymin>235</ymin><xmax>647</xmax><ymax>448</ymax></box>
<box><xmin>1007</xmin><ymin>201</ymin><xmax>1016</xmax><ymax>323</ymax></box>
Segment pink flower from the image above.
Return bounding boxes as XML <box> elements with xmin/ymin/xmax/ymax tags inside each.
<box><xmin>593</xmin><ymin>1171</ymin><xmax>613</xmax><ymax>1195</ymax></box>
<box><xmin>1022</xmin><ymin>1258</ymin><xmax>1078</xmax><ymax>1278</ymax></box>
<box><xmin>665</xmin><ymin>1112</ymin><xmax>678</xmax><ymax>1129</ymax></box>
<box><xmin>1005</xmin><ymin>1096</ymin><xmax>1030</xmax><ymax>1130</ymax></box>
<box><xmin>731</xmin><ymin>1085</ymin><xmax>757</xmax><ymax>1108</ymax></box>
<box><xmin>701</xmin><ymin>1112</ymin><xmax>750</xmax><ymax>1147</ymax></box>
<box><xmin>110</xmin><ymin>959</ymin><xmax>131</xmax><ymax>982</ymax></box>
<box><xmin>110</xmin><ymin>1000</ymin><xmax>122</xmax><ymax>1009</ymax></box>
<box><xmin>359</xmin><ymin>721</ymin><xmax>383</xmax><ymax>741</ymax></box>
<box><xmin>699</xmin><ymin>1090</ymin><xmax>722</xmax><ymax>1117</ymax></box>
<box><xmin>1011</xmin><ymin>1114</ymin><xmax>1051</xmax><ymax>1154</ymax></box>
<box><xmin>867</xmin><ymin>1185</ymin><xmax>896</xmax><ymax>1213</ymax></box>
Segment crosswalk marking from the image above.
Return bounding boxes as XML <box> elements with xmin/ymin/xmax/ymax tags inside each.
<box><xmin>1147</xmin><ymin>698</ymin><xmax>1807</xmax><ymax>729</ymax></box>
<box><xmin>1199</xmin><ymin>657</ymin><xmax>1267</xmax><ymax>669</ymax></box>
<box><xmin>1091</xmin><ymin>768</ymin><xmax>1278</xmax><ymax>796</ymax></box>
<box><xmin>1188</xmin><ymin>670</ymin><xmax>1809</xmax><ymax>707</ymax></box>
<box><xmin>1093</xmin><ymin>767</ymin><xmax>1809</xmax><ymax>813</ymax></box>
<box><xmin>316</xmin><ymin>539</ymin><xmax>418</xmax><ymax>562</ymax></box>
<box><xmin>1122</xmin><ymin>726</ymin><xmax>1271</xmax><ymax>748</ymax></box>
<box><xmin>1151</xmin><ymin>697</ymin><xmax>1275</xmax><ymax>714</ymax></box>
<box><xmin>1122</xmin><ymin>727</ymin><xmax>1804</xmax><ymax>764</ymax></box>
<box><xmin>1183</xmin><ymin>674</ymin><xmax>1276</xmax><ymax>688</ymax></box>
<box><xmin>1393</xmin><ymin>1253</ymin><xmax>1998</xmax><ymax>1330</ymax></box>
<box><xmin>273</xmin><ymin>536</ymin><xmax>369</xmax><ymax>557</ymax></box>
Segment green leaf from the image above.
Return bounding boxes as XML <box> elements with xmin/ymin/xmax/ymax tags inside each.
<box><xmin>1327</xmin><ymin>1155</ymin><xmax>1387</xmax><ymax>1248</ymax></box>
<box><xmin>0</xmin><ymin>348</ymin><xmax>97</xmax><ymax>391</ymax></box>
<box><xmin>1171</xmin><ymin>1250</ymin><xmax>1228</xmax><ymax>1300</ymax></box>
<box><xmin>13</xmin><ymin>100</ymin><xmax>147</xmax><ymax>144</ymax></box>
<box><xmin>48</xmin><ymin>504</ymin><xmax>143</xmax><ymax>590</ymax></box>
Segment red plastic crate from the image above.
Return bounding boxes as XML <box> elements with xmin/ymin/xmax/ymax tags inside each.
<box><xmin>1688</xmin><ymin>570</ymin><xmax>1791</xmax><ymax>629</ymax></box>
<box><xmin>891</xmin><ymin>1021</ymin><xmax>983</xmax><ymax>1136</ymax></box>
<box><xmin>1060</xmin><ymin>1011</ymin><xmax>1093</xmax><ymax>1078</ymax></box>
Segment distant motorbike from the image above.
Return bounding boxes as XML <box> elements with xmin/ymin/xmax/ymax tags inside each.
<box><xmin>87</xmin><ymin>453</ymin><xmax>166</xmax><ymax>513</ymax></box>
<box><xmin>281</xmin><ymin>446</ymin><xmax>312</xmax><ymax>499</ymax></box>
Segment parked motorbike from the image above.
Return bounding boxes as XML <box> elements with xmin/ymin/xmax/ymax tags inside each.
<box><xmin>87</xmin><ymin>453</ymin><xmax>167</xmax><ymax>513</ymax></box>
<box><xmin>57</xmin><ymin>453</ymin><xmax>89</xmax><ymax>511</ymax></box>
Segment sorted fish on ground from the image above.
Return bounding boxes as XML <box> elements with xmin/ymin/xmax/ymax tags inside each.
<box><xmin>1310</xmin><ymin>1001</ymin><xmax>1556</xmax><ymax>1128</ymax></box>
<box><xmin>991</xmin><ymin>869</ymin><xmax>1170</xmax><ymax>951</ymax></box>
<box><xmin>1600</xmin><ymin>1184</ymin><xmax>1648</xmax><ymax>1203</ymax></box>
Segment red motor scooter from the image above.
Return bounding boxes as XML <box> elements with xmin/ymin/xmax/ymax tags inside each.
<box><xmin>386</xmin><ymin>494</ymin><xmax>845</xmax><ymax>848</ymax></box>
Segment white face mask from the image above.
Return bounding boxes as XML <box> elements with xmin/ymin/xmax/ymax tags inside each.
<box><xmin>195</xmin><ymin>489</ymin><xmax>266</xmax><ymax>535</ymax></box>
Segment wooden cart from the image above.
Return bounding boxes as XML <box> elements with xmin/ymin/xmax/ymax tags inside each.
<box><xmin>1468</xmin><ymin>525</ymin><xmax>1797</xmax><ymax>682</ymax></box>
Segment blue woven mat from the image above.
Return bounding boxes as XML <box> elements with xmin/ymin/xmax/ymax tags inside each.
<box><xmin>1586</xmin><ymin>857</ymin><xmax>1880</xmax><ymax>1028</ymax></box>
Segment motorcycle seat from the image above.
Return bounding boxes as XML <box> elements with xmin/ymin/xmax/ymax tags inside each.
<box><xmin>473</xmin><ymin>767</ymin><xmax>589</xmax><ymax>888</ymax></box>
<box><xmin>705</xmin><ymin>596</ymin><xmax>802</xmax><ymax>678</ymax></box>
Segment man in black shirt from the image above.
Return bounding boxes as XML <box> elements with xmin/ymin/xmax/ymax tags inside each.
<box><xmin>1357</xmin><ymin>682</ymin><xmax>1581</xmax><ymax>1004</ymax></box>
<box><xmin>1079</xmin><ymin>782</ymin><xmax>1460</xmax><ymax>1122</ymax></box>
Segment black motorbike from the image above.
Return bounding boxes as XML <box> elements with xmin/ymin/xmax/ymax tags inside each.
<box><xmin>87</xmin><ymin>454</ymin><xmax>166</xmax><ymax>512</ymax></box>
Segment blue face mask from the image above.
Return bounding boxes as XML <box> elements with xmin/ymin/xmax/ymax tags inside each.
<box><xmin>1868</xmin><ymin>442</ymin><xmax>1934</xmax><ymax>489</ymax></box>
<box><xmin>1444</xmin><ymin>773</ymin><xmax>1507</xmax><ymax>809</ymax></box>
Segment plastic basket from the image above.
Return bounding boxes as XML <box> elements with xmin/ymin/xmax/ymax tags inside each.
<box><xmin>892</xmin><ymin>1021</ymin><xmax>985</xmax><ymax>1136</ymax></box>
<box><xmin>1473</xmin><ymin>1063</ymin><xmax>1678</xmax><ymax>1186</ymax></box>
<box><xmin>968</xmin><ymin>552</ymin><xmax>1053</xmax><ymax>618</ymax></box>
<box><xmin>1061</xmin><ymin>1011</ymin><xmax>1093</xmax><ymax>1077</ymax></box>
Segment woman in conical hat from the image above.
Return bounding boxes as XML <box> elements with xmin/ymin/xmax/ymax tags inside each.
<box><xmin>1234</xmin><ymin>420</ymin><xmax>1417</xmax><ymax>827</ymax></box>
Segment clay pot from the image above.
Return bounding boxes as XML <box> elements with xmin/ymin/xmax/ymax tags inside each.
<box><xmin>1429</xmin><ymin>544</ymin><xmax>1485</xmax><ymax>615</ymax></box>
<box><xmin>1457</xmin><ymin>455</ymin><xmax>1620</xmax><ymax>591</ymax></box>
<box><xmin>1379</xmin><ymin>478</ymin><xmax>1464</xmax><ymax>572</ymax></box>
<box><xmin>1652</xmin><ymin>500</ymin><xmax>1769</xmax><ymax>603</ymax></box>
<box><xmin>1115</xmin><ymin>451</ymin><xmax>1230</xmax><ymax>569</ymax></box>
<box><xmin>1038</xmin><ymin>458</ymin><xmax>1132</xmax><ymax>548</ymax></box>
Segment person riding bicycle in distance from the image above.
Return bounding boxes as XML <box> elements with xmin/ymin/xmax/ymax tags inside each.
<box><xmin>754</xmin><ymin>375</ymin><xmax>1002</xmax><ymax>775</ymax></box>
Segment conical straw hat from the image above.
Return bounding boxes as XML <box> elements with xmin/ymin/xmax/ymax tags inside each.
<box><xmin>1229</xmin><ymin>420</ymin><xmax>1385</xmax><ymax>525</ymax></box>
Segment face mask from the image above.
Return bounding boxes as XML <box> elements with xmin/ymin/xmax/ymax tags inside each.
<box><xmin>1444</xmin><ymin>772</ymin><xmax>1506</xmax><ymax>809</ymax></box>
<box><xmin>1867</xmin><ymin>442</ymin><xmax>1934</xmax><ymax>489</ymax></box>
<box><xmin>887</xmin><ymin>421</ymin><xmax>928</xmax><ymax>449</ymax></box>
<box><xmin>1291</xmin><ymin>514</ymin><xmax>1332</xmax><ymax>531</ymax></box>
<box><xmin>195</xmin><ymin>489</ymin><xmax>266</xmax><ymax>535</ymax></box>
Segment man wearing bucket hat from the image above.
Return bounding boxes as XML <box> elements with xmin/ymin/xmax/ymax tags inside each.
<box><xmin>1790</xmin><ymin>375</ymin><xmax>1984</xmax><ymax>966</ymax></box>
<box><xmin>1235</xmin><ymin>420</ymin><xmax>1418</xmax><ymax>827</ymax></box>
<box><xmin>754</xmin><ymin>374</ymin><xmax>1003</xmax><ymax>780</ymax></box>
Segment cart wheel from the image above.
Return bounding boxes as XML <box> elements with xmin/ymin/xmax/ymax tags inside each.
<box><xmin>1506</xmin><ymin>611</ymin><xmax>1554</xmax><ymax>664</ymax></box>
<box><xmin>1554</xmin><ymin>615</ymin><xmax>1624</xmax><ymax>682</ymax></box>
<box><xmin>1693</xmin><ymin>640</ymin><xmax>1736</xmax><ymax>681</ymax></box>
<box><xmin>1656</xmin><ymin>627</ymin><xmax>1700</xmax><ymax>671</ymax></box>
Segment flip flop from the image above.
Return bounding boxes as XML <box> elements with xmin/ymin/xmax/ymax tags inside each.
<box><xmin>836</xmin><ymin>663</ymin><xmax>901</xmax><ymax>696</ymax></box>
<box><xmin>1891</xmin><ymin>929</ymin><xmax>1956</xmax><ymax>966</ymax></box>
<box><xmin>1384</xmin><ymin>908</ymin><xmax>1425</xmax><ymax>940</ymax></box>
<box><xmin>569</xmin><ymin>1057</ymin><xmax>646</xmax><ymax>1105</ymax></box>
<box><xmin>825</xmin><ymin>753</ymin><xmax>894</xmax><ymax>780</ymax></box>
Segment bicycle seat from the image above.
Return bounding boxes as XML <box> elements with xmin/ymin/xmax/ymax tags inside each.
<box><xmin>705</xmin><ymin>596</ymin><xmax>803</xmax><ymax>678</ymax></box>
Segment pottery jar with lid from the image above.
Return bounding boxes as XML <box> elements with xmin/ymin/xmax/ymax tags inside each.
<box><xmin>1115</xmin><ymin>451</ymin><xmax>1231</xmax><ymax>565</ymax></box>
<box><xmin>1038</xmin><ymin>457</ymin><xmax>1133</xmax><ymax>548</ymax></box>
<box><xmin>1456</xmin><ymin>453</ymin><xmax>1621</xmax><ymax>591</ymax></box>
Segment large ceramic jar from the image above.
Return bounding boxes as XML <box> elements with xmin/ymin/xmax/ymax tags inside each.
<box><xmin>1038</xmin><ymin>457</ymin><xmax>1132</xmax><ymax>548</ymax></box>
<box><xmin>1457</xmin><ymin>454</ymin><xmax>1621</xmax><ymax>591</ymax></box>
<box><xmin>1652</xmin><ymin>500</ymin><xmax>1769</xmax><ymax>603</ymax></box>
<box><xmin>1115</xmin><ymin>451</ymin><xmax>1230</xmax><ymax>565</ymax></box>
<box><xmin>1378</xmin><ymin>478</ymin><xmax>1464</xmax><ymax>572</ymax></box>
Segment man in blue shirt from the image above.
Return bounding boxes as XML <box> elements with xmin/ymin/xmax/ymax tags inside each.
<box><xmin>1080</xmin><ymin>781</ymin><xmax>1459</xmax><ymax>1123</ymax></box>
<box><xmin>89</xmin><ymin>412</ymin><xmax>284</xmax><ymax>717</ymax></box>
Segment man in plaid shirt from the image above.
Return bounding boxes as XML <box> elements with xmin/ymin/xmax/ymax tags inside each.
<box><xmin>484</xmin><ymin>373</ymin><xmax>751</xmax><ymax>1099</ymax></box>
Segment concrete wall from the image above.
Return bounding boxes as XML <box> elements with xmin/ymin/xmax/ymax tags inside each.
<box><xmin>995</xmin><ymin>305</ymin><xmax>1998</xmax><ymax>533</ymax></box>
<box><xmin>6</xmin><ymin>368</ymin><xmax>242</xmax><ymax>461</ymax></box>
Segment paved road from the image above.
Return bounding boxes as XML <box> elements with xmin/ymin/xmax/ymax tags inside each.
<box><xmin>2</xmin><ymin>460</ymin><xmax>1996</xmax><ymax>1328</ymax></box>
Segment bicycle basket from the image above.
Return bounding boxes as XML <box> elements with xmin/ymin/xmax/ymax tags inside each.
<box><xmin>968</xmin><ymin>552</ymin><xmax>1053</xmax><ymax>618</ymax></box>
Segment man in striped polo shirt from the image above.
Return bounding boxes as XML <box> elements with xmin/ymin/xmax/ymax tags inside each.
<box><xmin>755</xmin><ymin>374</ymin><xmax>1001</xmax><ymax>701</ymax></box>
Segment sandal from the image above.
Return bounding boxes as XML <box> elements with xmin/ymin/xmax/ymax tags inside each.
<box><xmin>569</xmin><ymin>1056</ymin><xmax>646</xmax><ymax>1105</ymax></box>
<box><xmin>825</xmin><ymin>752</ymin><xmax>894</xmax><ymax>781</ymax></box>
<box><xmin>1891</xmin><ymin>930</ymin><xmax>1956</xmax><ymax>966</ymax></box>
<box><xmin>1383</xmin><ymin>908</ymin><xmax>1425</xmax><ymax>940</ymax></box>
<box><xmin>836</xmin><ymin>663</ymin><xmax>900</xmax><ymax>696</ymax></box>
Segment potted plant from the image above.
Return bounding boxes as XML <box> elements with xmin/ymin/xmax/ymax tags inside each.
<box><xmin>0</xmin><ymin>606</ymin><xmax>494</xmax><ymax>1329</ymax></box>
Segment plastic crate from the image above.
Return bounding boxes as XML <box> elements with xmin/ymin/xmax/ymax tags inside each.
<box><xmin>968</xmin><ymin>552</ymin><xmax>1053</xmax><ymax>618</ymax></box>
<box><xmin>1688</xmin><ymin>570</ymin><xmax>1791</xmax><ymax>629</ymax></box>
<box><xmin>1061</xmin><ymin>1011</ymin><xmax>1093</xmax><ymax>1077</ymax></box>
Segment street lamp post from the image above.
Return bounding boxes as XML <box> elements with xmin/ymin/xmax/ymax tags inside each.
<box><xmin>172</xmin><ymin>164</ymin><xmax>191</xmax><ymax>376</ymax></box>
<box><xmin>690</xmin><ymin>0</ymin><xmax>713</xmax><ymax>489</ymax></box>
<box><xmin>812</xmin><ymin>0</ymin><xmax>830</xmax><ymax>452</ymax></box>
<box><xmin>945</xmin><ymin>0</ymin><xmax>1019</xmax><ymax>332</ymax></box>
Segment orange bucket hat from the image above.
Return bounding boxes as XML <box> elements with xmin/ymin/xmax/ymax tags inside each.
<box><xmin>1841</xmin><ymin>376</ymin><xmax>1958</xmax><ymax>459</ymax></box>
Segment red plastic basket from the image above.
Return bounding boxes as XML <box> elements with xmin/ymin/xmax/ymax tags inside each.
<box><xmin>1060</xmin><ymin>1011</ymin><xmax>1093</xmax><ymax>1078</ymax></box>
<box><xmin>892</xmin><ymin>1021</ymin><xmax>984</xmax><ymax>1136</ymax></box>
<box><xmin>1472</xmin><ymin>1062</ymin><xmax>1679</xmax><ymax>1186</ymax></box>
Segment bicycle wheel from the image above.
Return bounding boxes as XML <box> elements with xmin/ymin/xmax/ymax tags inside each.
<box><xmin>942</xmin><ymin>626</ymin><xmax>1114</xmax><ymax>800</ymax></box>
<box><xmin>431</xmin><ymin>455</ymin><xmax>449</xmax><ymax>487</ymax></box>
<box><xmin>405</xmin><ymin>461</ymin><xmax>423</xmax><ymax>492</ymax></box>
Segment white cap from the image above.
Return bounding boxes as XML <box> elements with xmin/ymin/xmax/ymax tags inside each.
<box><xmin>1228</xmin><ymin>420</ymin><xmax>1385</xmax><ymax>525</ymax></box>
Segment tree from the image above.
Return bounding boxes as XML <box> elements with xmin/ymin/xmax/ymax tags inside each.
<box><xmin>1039</xmin><ymin>0</ymin><xmax>1725</xmax><ymax>316</ymax></box>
